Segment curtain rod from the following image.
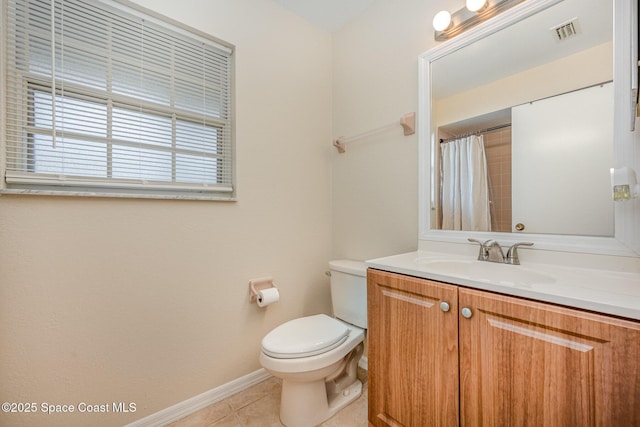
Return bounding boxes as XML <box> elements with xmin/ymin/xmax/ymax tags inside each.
<box><xmin>439</xmin><ymin>123</ymin><xmax>511</xmax><ymax>143</ymax></box>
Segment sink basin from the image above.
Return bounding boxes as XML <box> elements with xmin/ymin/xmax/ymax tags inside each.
<box><xmin>420</xmin><ymin>259</ymin><xmax>556</xmax><ymax>287</ymax></box>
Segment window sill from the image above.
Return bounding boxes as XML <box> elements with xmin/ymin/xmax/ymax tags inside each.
<box><xmin>0</xmin><ymin>188</ymin><xmax>237</xmax><ymax>201</ymax></box>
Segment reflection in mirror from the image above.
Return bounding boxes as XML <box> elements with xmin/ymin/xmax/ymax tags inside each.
<box><xmin>430</xmin><ymin>0</ymin><xmax>613</xmax><ymax>236</ymax></box>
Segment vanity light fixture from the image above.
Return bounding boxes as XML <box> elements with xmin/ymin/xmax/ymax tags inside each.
<box><xmin>466</xmin><ymin>0</ymin><xmax>488</xmax><ymax>12</ymax></box>
<box><xmin>433</xmin><ymin>0</ymin><xmax>525</xmax><ymax>41</ymax></box>
<box><xmin>433</xmin><ymin>10</ymin><xmax>453</xmax><ymax>32</ymax></box>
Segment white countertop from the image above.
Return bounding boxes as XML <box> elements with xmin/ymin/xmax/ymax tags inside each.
<box><xmin>366</xmin><ymin>251</ymin><xmax>640</xmax><ymax>321</ymax></box>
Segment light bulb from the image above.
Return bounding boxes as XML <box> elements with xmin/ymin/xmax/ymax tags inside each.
<box><xmin>466</xmin><ymin>0</ymin><xmax>487</xmax><ymax>12</ymax></box>
<box><xmin>433</xmin><ymin>10</ymin><xmax>452</xmax><ymax>32</ymax></box>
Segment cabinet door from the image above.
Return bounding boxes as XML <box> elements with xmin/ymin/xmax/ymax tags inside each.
<box><xmin>368</xmin><ymin>269</ymin><xmax>459</xmax><ymax>427</ymax></box>
<box><xmin>459</xmin><ymin>288</ymin><xmax>640</xmax><ymax>427</ymax></box>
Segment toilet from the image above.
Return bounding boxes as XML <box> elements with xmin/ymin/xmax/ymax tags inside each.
<box><xmin>259</xmin><ymin>260</ymin><xmax>367</xmax><ymax>427</ymax></box>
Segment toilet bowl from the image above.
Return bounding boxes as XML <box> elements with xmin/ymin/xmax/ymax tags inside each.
<box><xmin>259</xmin><ymin>260</ymin><xmax>367</xmax><ymax>427</ymax></box>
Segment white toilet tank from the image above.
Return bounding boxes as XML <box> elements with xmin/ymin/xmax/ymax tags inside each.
<box><xmin>329</xmin><ymin>260</ymin><xmax>367</xmax><ymax>329</ymax></box>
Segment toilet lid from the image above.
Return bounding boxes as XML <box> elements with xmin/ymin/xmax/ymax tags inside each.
<box><xmin>261</xmin><ymin>314</ymin><xmax>351</xmax><ymax>359</ymax></box>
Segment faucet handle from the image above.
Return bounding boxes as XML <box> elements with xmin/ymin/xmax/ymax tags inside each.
<box><xmin>468</xmin><ymin>238</ymin><xmax>488</xmax><ymax>261</ymax></box>
<box><xmin>505</xmin><ymin>242</ymin><xmax>534</xmax><ymax>265</ymax></box>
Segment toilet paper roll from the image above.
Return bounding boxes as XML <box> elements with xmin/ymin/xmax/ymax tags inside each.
<box><xmin>257</xmin><ymin>288</ymin><xmax>279</xmax><ymax>307</ymax></box>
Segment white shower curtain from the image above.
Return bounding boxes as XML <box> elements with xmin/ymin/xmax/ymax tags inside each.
<box><xmin>440</xmin><ymin>135</ymin><xmax>491</xmax><ymax>231</ymax></box>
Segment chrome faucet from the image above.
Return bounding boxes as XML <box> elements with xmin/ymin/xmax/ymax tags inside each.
<box><xmin>484</xmin><ymin>240</ymin><xmax>505</xmax><ymax>263</ymax></box>
<box><xmin>468</xmin><ymin>238</ymin><xmax>489</xmax><ymax>261</ymax></box>
<box><xmin>468</xmin><ymin>238</ymin><xmax>533</xmax><ymax>265</ymax></box>
<box><xmin>505</xmin><ymin>242</ymin><xmax>534</xmax><ymax>265</ymax></box>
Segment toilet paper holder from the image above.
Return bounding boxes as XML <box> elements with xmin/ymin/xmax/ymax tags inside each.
<box><xmin>249</xmin><ymin>277</ymin><xmax>278</xmax><ymax>303</ymax></box>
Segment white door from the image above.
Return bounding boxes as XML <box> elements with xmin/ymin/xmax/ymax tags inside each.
<box><xmin>511</xmin><ymin>83</ymin><xmax>614</xmax><ymax>236</ymax></box>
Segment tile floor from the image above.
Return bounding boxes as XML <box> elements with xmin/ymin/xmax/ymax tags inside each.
<box><xmin>166</xmin><ymin>370</ymin><xmax>368</xmax><ymax>427</ymax></box>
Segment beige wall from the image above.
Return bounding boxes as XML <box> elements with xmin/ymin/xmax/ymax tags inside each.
<box><xmin>0</xmin><ymin>1</ymin><xmax>333</xmax><ymax>426</ymax></box>
<box><xmin>331</xmin><ymin>0</ymin><xmax>464</xmax><ymax>260</ymax></box>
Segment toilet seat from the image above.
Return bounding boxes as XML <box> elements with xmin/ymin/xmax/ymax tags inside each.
<box><xmin>261</xmin><ymin>314</ymin><xmax>351</xmax><ymax>359</ymax></box>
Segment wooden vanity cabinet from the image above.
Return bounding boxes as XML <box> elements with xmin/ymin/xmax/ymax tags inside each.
<box><xmin>367</xmin><ymin>268</ymin><xmax>640</xmax><ymax>427</ymax></box>
<box><xmin>367</xmin><ymin>268</ymin><xmax>459</xmax><ymax>426</ymax></box>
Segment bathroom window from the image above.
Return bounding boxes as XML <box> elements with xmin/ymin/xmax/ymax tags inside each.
<box><xmin>2</xmin><ymin>0</ymin><xmax>235</xmax><ymax>200</ymax></box>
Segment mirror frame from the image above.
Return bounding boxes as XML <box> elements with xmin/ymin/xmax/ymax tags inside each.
<box><xmin>418</xmin><ymin>0</ymin><xmax>640</xmax><ymax>257</ymax></box>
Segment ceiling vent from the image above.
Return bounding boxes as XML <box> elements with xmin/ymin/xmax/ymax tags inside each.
<box><xmin>551</xmin><ymin>18</ymin><xmax>580</xmax><ymax>41</ymax></box>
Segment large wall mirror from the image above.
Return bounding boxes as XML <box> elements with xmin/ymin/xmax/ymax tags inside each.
<box><xmin>418</xmin><ymin>0</ymin><xmax>639</xmax><ymax>256</ymax></box>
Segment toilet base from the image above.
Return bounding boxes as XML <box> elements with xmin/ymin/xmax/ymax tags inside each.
<box><xmin>260</xmin><ymin>323</ymin><xmax>366</xmax><ymax>427</ymax></box>
<box><xmin>280</xmin><ymin>378</ymin><xmax>362</xmax><ymax>427</ymax></box>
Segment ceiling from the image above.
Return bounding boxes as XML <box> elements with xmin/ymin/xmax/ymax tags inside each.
<box><xmin>272</xmin><ymin>0</ymin><xmax>376</xmax><ymax>32</ymax></box>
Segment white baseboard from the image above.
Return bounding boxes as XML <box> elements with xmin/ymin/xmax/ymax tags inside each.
<box><xmin>124</xmin><ymin>368</ymin><xmax>272</xmax><ymax>427</ymax></box>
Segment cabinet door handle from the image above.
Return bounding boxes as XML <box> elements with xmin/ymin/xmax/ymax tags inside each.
<box><xmin>461</xmin><ymin>307</ymin><xmax>473</xmax><ymax>319</ymax></box>
<box><xmin>440</xmin><ymin>301</ymin><xmax>450</xmax><ymax>312</ymax></box>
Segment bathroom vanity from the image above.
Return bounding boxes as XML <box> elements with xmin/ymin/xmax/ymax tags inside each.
<box><xmin>365</xmin><ymin>0</ymin><xmax>640</xmax><ymax>423</ymax></box>
<box><xmin>365</xmin><ymin>254</ymin><xmax>640</xmax><ymax>426</ymax></box>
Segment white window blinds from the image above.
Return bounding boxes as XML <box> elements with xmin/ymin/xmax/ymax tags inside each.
<box><xmin>3</xmin><ymin>0</ymin><xmax>234</xmax><ymax>199</ymax></box>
